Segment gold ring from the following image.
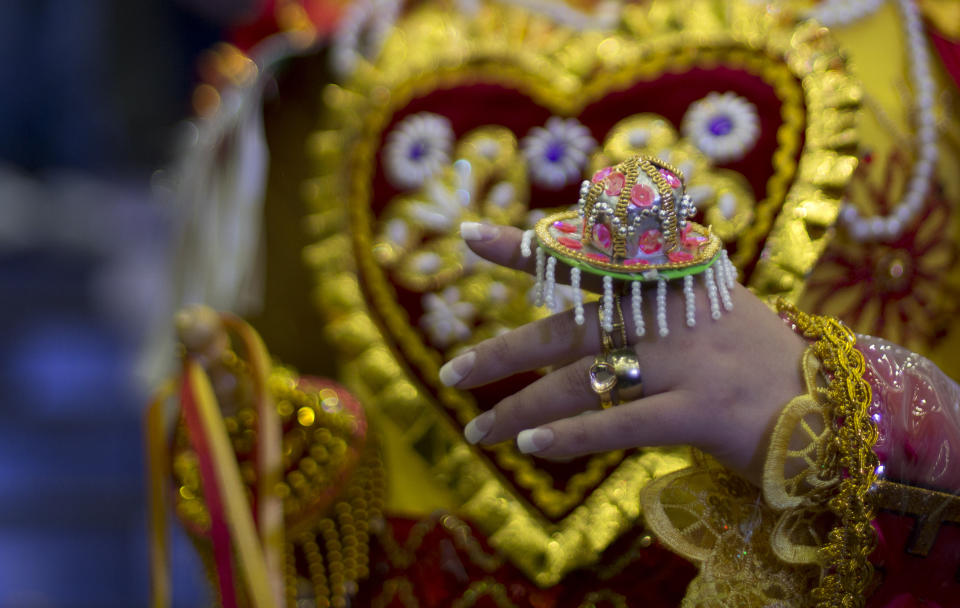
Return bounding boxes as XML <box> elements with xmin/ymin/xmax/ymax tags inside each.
<box><xmin>609</xmin><ymin>347</ymin><xmax>643</xmax><ymax>402</ymax></box>
<box><xmin>592</xmin><ymin>297</ymin><xmax>643</xmax><ymax>407</ymax></box>
<box><xmin>589</xmin><ymin>357</ymin><xmax>617</xmax><ymax>409</ymax></box>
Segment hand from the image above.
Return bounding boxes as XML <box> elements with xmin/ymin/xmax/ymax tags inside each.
<box><xmin>439</xmin><ymin>222</ymin><xmax>809</xmax><ymax>486</ymax></box>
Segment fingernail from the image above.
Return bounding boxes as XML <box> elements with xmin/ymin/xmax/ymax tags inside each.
<box><xmin>464</xmin><ymin>410</ymin><xmax>495</xmax><ymax>444</ymax></box>
<box><xmin>460</xmin><ymin>222</ymin><xmax>499</xmax><ymax>242</ymax></box>
<box><xmin>439</xmin><ymin>351</ymin><xmax>476</xmax><ymax>386</ymax></box>
<box><xmin>517</xmin><ymin>428</ymin><xmax>554</xmax><ymax>454</ymax></box>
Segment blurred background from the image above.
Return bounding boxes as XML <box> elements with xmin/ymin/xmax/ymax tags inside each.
<box><xmin>0</xmin><ymin>1</ymin><xmax>262</xmax><ymax>605</ymax></box>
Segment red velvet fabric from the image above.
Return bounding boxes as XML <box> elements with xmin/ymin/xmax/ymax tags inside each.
<box><xmin>355</xmin><ymin>516</ymin><xmax>697</xmax><ymax>607</ymax></box>
<box><xmin>868</xmin><ymin>510</ymin><xmax>960</xmax><ymax>608</ymax></box>
<box><xmin>927</xmin><ymin>19</ymin><xmax>960</xmax><ymax>93</ymax></box>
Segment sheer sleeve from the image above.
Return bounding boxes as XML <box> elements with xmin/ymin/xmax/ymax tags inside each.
<box><xmin>859</xmin><ymin>335</ymin><xmax>960</xmax><ymax>492</ymax></box>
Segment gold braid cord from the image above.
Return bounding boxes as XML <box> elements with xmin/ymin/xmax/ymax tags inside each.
<box><xmin>641</xmin><ymin>303</ymin><xmax>878</xmax><ymax>607</ymax></box>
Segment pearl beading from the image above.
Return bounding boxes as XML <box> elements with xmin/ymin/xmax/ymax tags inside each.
<box><xmin>602</xmin><ymin>275</ymin><xmax>614</xmax><ymax>333</ymax></box>
<box><xmin>529</xmin><ymin>252</ymin><xmax>736</xmax><ymax>334</ymax></box>
<box><xmin>683</xmin><ymin>275</ymin><xmax>696</xmax><ymax>327</ymax></box>
<box><xmin>535</xmin><ymin>246</ymin><xmax>546</xmax><ymax>305</ymax></box>
<box><xmin>520</xmin><ymin>229</ymin><xmax>535</xmax><ymax>258</ymax></box>
<box><xmin>544</xmin><ymin>255</ymin><xmax>557</xmax><ymax>309</ymax></box>
<box><xmin>832</xmin><ymin>0</ymin><xmax>938</xmax><ymax>242</ymax></box>
<box><xmin>705</xmin><ymin>266</ymin><xmax>721</xmax><ymax>320</ymax></box>
<box><xmin>656</xmin><ymin>279</ymin><xmax>668</xmax><ymax>337</ymax></box>
<box><xmin>631</xmin><ymin>280</ymin><xmax>645</xmax><ymax>337</ymax></box>
<box><xmin>572</xmin><ymin>267</ymin><xmax>584</xmax><ymax>324</ymax></box>
<box><xmin>715</xmin><ymin>257</ymin><xmax>734</xmax><ymax>311</ymax></box>
<box><xmin>721</xmin><ymin>250</ymin><xmax>737</xmax><ymax>289</ymax></box>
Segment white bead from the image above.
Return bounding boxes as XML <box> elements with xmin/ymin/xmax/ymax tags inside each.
<box><xmin>603</xmin><ymin>275</ymin><xmax>614</xmax><ymax>333</ymax></box>
<box><xmin>716</xmin><ymin>260</ymin><xmax>734</xmax><ymax>311</ymax></box>
<box><xmin>656</xmin><ymin>279</ymin><xmax>668</xmax><ymax>337</ymax></box>
<box><xmin>705</xmin><ymin>267</ymin><xmax>721</xmax><ymax>320</ymax></box>
<box><xmin>545</xmin><ymin>255</ymin><xmax>557</xmax><ymax>310</ymax></box>
<box><xmin>535</xmin><ymin>246</ymin><xmax>546</xmax><ymax>306</ymax></box>
<box><xmin>520</xmin><ymin>229</ymin><xmax>535</xmax><ymax>258</ymax></box>
<box><xmin>722</xmin><ymin>249</ymin><xmax>737</xmax><ymax>289</ymax></box>
<box><xmin>572</xmin><ymin>267</ymin><xmax>584</xmax><ymax>325</ymax></box>
<box><xmin>683</xmin><ymin>275</ymin><xmax>696</xmax><ymax>328</ymax></box>
<box><xmin>632</xmin><ymin>281</ymin><xmax>645</xmax><ymax>337</ymax></box>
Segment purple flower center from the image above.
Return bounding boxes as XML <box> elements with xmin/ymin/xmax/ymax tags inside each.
<box><xmin>708</xmin><ymin>115</ymin><xmax>734</xmax><ymax>136</ymax></box>
<box><xmin>408</xmin><ymin>140</ymin><xmax>428</xmax><ymax>160</ymax></box>
<box><xmin>545</xmin><ymin>140</ymin><xmax>566</xmax><ymax>163</ymax></box>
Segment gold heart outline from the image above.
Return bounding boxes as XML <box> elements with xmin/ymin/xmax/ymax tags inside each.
<box><xmin>304</xmin><ymin>0</ymin><xmax>860</xmax><ymax>585</ymax></box>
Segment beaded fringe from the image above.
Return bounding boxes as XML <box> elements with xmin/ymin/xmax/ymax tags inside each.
<box><xmin>527</xmin><ymin>245</ymin><xmax>736</xmax><ymax>335</ymax></box>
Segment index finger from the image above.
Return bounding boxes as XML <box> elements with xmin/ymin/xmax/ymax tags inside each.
<box><xmin>460</xmin><ymin>222</ymin><xmax>607</xmax><ymax>292</ymax></box>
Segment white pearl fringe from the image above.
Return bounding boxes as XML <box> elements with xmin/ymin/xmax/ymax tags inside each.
<box><xmin>631</xmin><ymin>281</ymin><xmax>645</xmax><ymax>337</ymax></box>
<box><xmin>544</xmin><ymin>255</ymin><xmax>557</xmax><ymax>310</ymax></box>
<box><xmin>572</xmin><ymin>267</ymin><xmax>584</xmax><ymax>325</ymax></box>
<box><xmin>535</xmin><ymin>246</ymin><xmax>545</xmax><ymax>306</ymax></box>
<box><xmin>656</xmin><ymin>279</ymin><xmax>668</xmax><ymax>337</ymax></box>
<box><xmin>520</xmin><ymin>229</ymin><xmax>535</xmax><ymax>258</ymax></box>
<box><xmin>683</xmin><ymin>275</ymin><xmax>696</xmax><ymax>327</ymax></box>
<box><xmin>705</xmin><ymin>266</ymin><xmax>721</xmax><ymax>320</ymax></box>
<box><xmin>602</xmin><ymin>275</ymin><xmax>614</xmax><ymax>333</ymax></box>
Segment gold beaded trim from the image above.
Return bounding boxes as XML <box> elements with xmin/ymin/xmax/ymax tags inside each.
<box><xmin>639</xmin><ymin>157</ymin><xmax>681</xmax><ymax>252</ymax></box>
<box><xmin>776</xmin><ymin>300</ymin><xmax>879</xmax><ymax>607</ymax></box>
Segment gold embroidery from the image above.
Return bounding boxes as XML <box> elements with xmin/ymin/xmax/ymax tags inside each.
<box><xmin>778</xmin><ymin>302</ymin><xmax>879</xmax><ymax>607</ymax></box>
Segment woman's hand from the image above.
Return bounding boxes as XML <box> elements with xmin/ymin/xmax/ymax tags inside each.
<box><xmin>439</xmin><ymin>222</ymin><xmax>809</xmax><ymax>486</ymax></box>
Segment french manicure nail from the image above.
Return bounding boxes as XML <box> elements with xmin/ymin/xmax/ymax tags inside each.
<box><xmin>460</xmin><ymin>221</ymin><xmax>499</xmax><ymax>242</ymax></box>
<box><xmin>439</xmin><ymin>351</ymin><xmax>476</xmax><ymax>386</ymax></box>
<box><xmin>517</xmin><ymin>428</ymin><xmax>555</xmax><ymax>454</ymax></box>
<box><xmin>464</xmin><ymin>410</ymin><xmax>495</xmax><ymax>444</ymax></box>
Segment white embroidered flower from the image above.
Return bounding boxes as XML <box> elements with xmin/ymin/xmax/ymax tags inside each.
<box><xmin>682</xmin><ymin>92</ymin><xmax>760</xmax><ymax>163</ymax></box>
<box><xmin>384</xmin><ymin>113</ymin><xmax>454</xmax><ymax>189</ymax></box>
<box><xmin>420</xmin><ymin>286</ymin><xmax>475</xmax><ymax>348</ymax></box>
<box><xmin>406</xmin><ymin>159</ymin><xmax>472</xmax><ymax>232</ymax></box>
<box><xmin>522</xmin><ymin>117</ymin><xmax>596</xmax><ymax>189</ymax></box>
